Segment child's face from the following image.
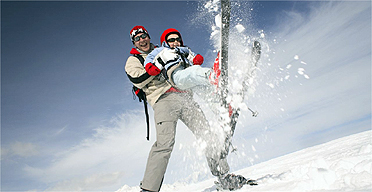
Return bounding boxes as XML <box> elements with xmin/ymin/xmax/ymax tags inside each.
<box><xmin>167</xmin><ymin>34</ymin><xmax>182</xmax><ymax>48</ymax></box>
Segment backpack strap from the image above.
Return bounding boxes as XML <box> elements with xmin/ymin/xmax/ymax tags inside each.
<box><xmin>126</xmin><ymin>54</ymin><xmax>151</xmax><ymax>84</ymax></box>
<box><xmin>133</xmin><ymin>54</ymin><xmax>145</xmax><ymax>64</ymax></box>
<box><xmin>132</xmin><ymin>86</ymin><xmax>150</xmax><ymax>140</ymax></box>
<box><xmin>129</xmin><ymin>54</ymin><xmax>151</xmax><ymax>141</ymax></box>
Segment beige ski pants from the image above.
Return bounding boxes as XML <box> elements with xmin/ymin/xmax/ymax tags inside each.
<box><xmin>140</xmin><ymin>92</ymin><xmax>229</xmax><ymax>191</ymax></box>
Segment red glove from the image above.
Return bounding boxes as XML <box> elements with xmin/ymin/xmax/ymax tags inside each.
<box><xmin>193</xmin><ymin>54</ymin><xmax>204</xmax><ymax>65</ymax></box>
<box><xmin>145</xmin><ymin>63</ymin><xmax>161</xmax><ymax>76</ymax></box>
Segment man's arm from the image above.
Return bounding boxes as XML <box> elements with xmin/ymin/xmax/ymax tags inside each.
<box><xmin>125</xmin><ymin>55</ymin><xmax>155</xmax><ymax>89</ymax></box>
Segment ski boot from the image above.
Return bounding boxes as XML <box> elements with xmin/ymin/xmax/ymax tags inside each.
<box><xmin>215</xmin><ymin>173</ymin><xmax>257</xmax><ymax>191</ymax></box>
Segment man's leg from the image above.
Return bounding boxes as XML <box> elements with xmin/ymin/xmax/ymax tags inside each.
<box><xmin>178</xmin><ymin>93</ymin><xmax>230</xmax><ymax>177</ymax></box>
<box><xmin>141</xmin><ymin>94</ymin><xmax>179</xmax><ymax>191</ymax></box>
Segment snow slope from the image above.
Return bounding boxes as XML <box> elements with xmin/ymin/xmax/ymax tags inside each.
<box><xmin>117</xmin><ymin>130</ymin><xmax>372</xmax><ymax>192</ymax></box>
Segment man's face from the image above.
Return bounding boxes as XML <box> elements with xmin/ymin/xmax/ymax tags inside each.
<box><xmin>133</xmin><ymin>32</ymin><xmax>151</xmax><ymax>53</ymax></box>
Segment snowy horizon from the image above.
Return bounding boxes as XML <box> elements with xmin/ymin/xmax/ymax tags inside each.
<box><xmin>1</xmin><ymin>1</ymin><xmax>371</xmax><ymax>191</ymax></box>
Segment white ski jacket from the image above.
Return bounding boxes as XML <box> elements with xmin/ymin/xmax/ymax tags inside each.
<box><xmin>125</xmin><ymin>46</ymin><xmax>172</xmax><ymax>107</ymax></box>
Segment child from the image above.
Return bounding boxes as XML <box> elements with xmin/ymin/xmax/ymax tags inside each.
<box><xmin>144</xmin><ymin>28</ymin><xmax>220</xmax><ymax>90</ymax></box>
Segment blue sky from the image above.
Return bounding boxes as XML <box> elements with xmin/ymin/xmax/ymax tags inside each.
<box><xmin>1</xmin><ymin>1</ymin><xmax>371</xmax><ymax>191</ymax></box>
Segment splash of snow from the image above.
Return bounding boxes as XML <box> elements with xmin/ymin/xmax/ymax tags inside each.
<box><xmin>235</xmin><ymin>24</ymin><xmax>245</xmax><ymax>33</ymax></box>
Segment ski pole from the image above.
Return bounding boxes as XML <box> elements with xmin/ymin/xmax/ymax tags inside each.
<box><xmin>248</xmin><ymin>107</ymin><xmax>258</xmax><ymax>117</ymax></box>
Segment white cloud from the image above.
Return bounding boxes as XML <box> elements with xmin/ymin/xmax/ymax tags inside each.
<box><xmin>54</xmin><ymin>125</ymin><xmax>68</xmax><ymax>136</ymax></box>
<box><xmin>2</xmin><ymin>141</ymin><xmax>39</xmax><ymax>158</ymax></box>
<box><xmin>23</xmin><ymin>110</ymin><xmax>154</xmax><ymax>190</ymax></box>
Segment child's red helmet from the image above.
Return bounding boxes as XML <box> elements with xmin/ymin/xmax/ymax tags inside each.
<box><xmin>160</xmin><ymin>28</ymin><xmax>183</xmax><ymax>46</ymax></box>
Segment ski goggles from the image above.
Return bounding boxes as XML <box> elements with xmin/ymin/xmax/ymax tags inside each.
<box><xmin>133</xmin><ymin>33</ymin><xmax>149</xmax><ymax>42</ymax></box>
<box><xmin>167</xmin><ymin>37</ymin><xmax>182</xmax><ymax>43</ymax></box>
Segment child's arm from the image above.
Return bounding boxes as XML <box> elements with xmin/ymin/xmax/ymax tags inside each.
<box><xmin>144</xmin><ymin>48</ymin><xmax>178</xmax><ymax>76</ymax></box>
<box><xmin>177</xmin><ymin>47</ymin><xmax>204</xmax><ymax>65</ymax></box>
<box><xmin>143</xmin><ymin>48</ymin><xmax>161</xmax><ymax>75</ymax></box>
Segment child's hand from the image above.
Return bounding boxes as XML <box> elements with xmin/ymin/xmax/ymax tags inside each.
<box><xmin>175</xmin><ymin>47</ymin><xmax>189</xmax><ymax>55</ymax></box>
<box><xmin>193</xmin><ymin>54</ymin><xmax>204</xmax><ymax>65</ymax></box>
<box><xmin>145</xmin><ymin>62</ymin><xmax>162</xmax><ymax>76</ymax></box>
<box><xmin>157</xmin><ymin>48</ymin><xmax>178</xmax><ymax>64</ymax></box>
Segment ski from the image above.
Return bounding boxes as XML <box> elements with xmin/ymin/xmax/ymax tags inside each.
<box><xmin>212</xmin><ymin>1</ymin><xmax>262</xmax><ymax>190</ymax></box>
<box><xmin>222</xmin><ymin>41</ymin><xmax>261</xmax><ymax>157</ymax></box>
<box><xmin>216</xmin><ymin>39</ymin><xmax>261</xmax><ymax>158</ymax></box>
<box><xmin>218</xmin><ymin>0</ymin><xmax>231</xmax><ymax>158</ymax></box>
<box><xmin>217</xmin><ymin>0</ymin><xmax>262</xmax><ymax>157</ymax></box>
<box><xmin>219</xmin><ymin>0</ymin><xmax>231</xmax><ymax>110</ymax></box>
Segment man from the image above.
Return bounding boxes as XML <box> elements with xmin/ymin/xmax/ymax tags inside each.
<box><xmin>125</xmin><ymin>26</ymin><xmax>244</xmax><ymax>192</ymax></box>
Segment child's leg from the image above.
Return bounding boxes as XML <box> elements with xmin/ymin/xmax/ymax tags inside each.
<box><xmin>172</xmin><ymin>65</ymin><xmax>211</xmax><ymax>90</ymax></box>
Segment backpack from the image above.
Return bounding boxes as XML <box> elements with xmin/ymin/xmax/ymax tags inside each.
<box><xmin>127</xmin><ymin>54</ymin><xmax>150</xmax><ymax>141</ymax></box>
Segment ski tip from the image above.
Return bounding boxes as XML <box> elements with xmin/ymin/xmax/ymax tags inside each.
<box><xmin>251</xmin><ymin>41</ymin><xmax>262</xmax><ymax>62</ymax></box>
<box><xmin>247</xmin><ymin>179</ymin><xmax>258</xmax><ymax>186</ymax></box>
<box><xmin>253</xmin><ymin>41</ymin><xmax>261</xmax><ymax>50</ymax></box>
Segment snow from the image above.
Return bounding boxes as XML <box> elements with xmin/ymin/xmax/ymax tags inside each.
<box><xmin>117</xmin><ymin>130</ymin><xmax>372</xmax><ymax>192</ymax></box>
<box><xmin>235</xmin><ymin>24</ymin><xmax>245</xmax><ymax>33</ymax></box>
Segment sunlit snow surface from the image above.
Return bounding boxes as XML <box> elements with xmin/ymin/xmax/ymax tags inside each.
<box><xmin>118</xmin><ymin>130</ymin><xmax>372</xmax><ymax>192</ymax></box>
